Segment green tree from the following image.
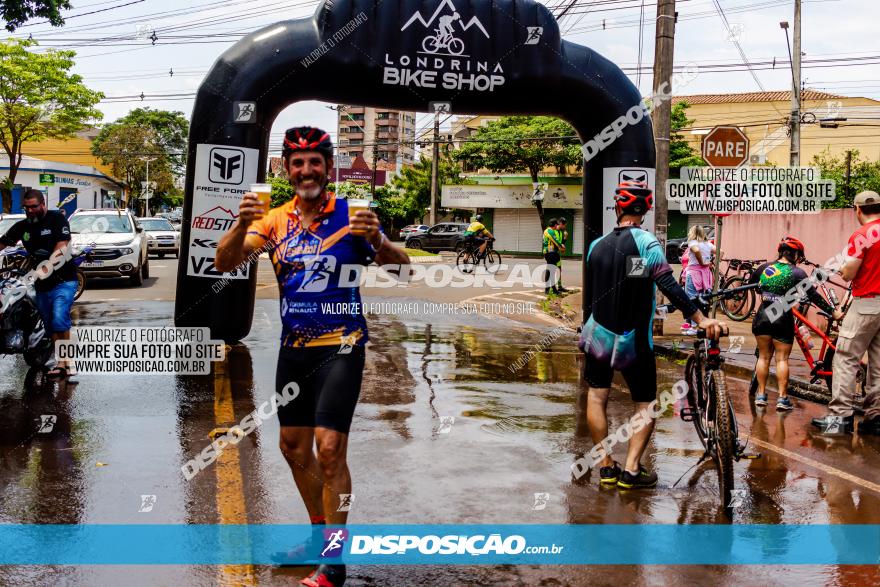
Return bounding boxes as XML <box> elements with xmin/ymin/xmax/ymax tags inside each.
<box><xmin>812</xmin><ymin>149</ymin><xmax>880</xmax><ymax>209</ymax></box>
<box><xmin>0</xmin><ymin>38</ymin><xmax>103</xmax><ymax>211</ymax></box>
<box><xmin>453</xmin><ymin>116</ymin><xmax>580</xmax><ymax>182</ymax></box>
<box><xmin>452</xmin><ymin>116</ymin><xmax>579</xmax><ymax>228</ymax></box>
<box><xmin>669</xmin><ymin>101</ymin><xmax>706</xmax><ymax>177</ymax></box>
<box><xmin>91</xmin><ymin>123</ymin><xmax>174</xmax><ymax>214</ymax></box>
<box><xmin>269</xmin><ymin>175</ymin><xmax>293</xmax><ymax>208</ymax></box>
<box><xmin>94</xmin><ymin>107</ymin><xmax>189</xmax><ymax>174</ymax></box>
<box><xmin>2</xmin><ymin>0</ymin><xmax>70</xmax><ymax>31</ymax></box>
<box><xmin>389</xmin><ymin>153</ymin><xmax>463</xmax><ymax>228</ymax></box>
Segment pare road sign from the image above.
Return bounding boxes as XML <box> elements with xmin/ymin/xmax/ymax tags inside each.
<box><xmin>702</xmin><ymin>126</ymin><xmax>750</xmax><ymax>167</ymax></box>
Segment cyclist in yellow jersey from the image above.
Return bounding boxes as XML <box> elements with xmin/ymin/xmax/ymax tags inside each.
<box><xmin>464</xmin><ymin>214</ymin><xmax>493</xmax><ymax>257</ymax></box>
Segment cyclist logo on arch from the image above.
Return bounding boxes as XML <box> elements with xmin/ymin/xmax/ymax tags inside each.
<box><xmin>422</xmin><ymin>12</ymin><xmax>465</xmax><ymax>55</ymax></box>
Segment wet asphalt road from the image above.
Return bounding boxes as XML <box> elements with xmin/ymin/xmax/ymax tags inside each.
<box><xmin>2</xmin><ymin>294</ymin><xmax>880</xmax><ymax>584</ymax></box>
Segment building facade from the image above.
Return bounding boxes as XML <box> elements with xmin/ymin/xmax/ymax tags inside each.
<box><xmin>0</xmin><ymin>155</ymin><xmax>125</xmax><ymax>215</ymax></box>
<box><xmin>336</xmin><ymin>106</ymin><xmax>417</xmax><ymax>175</ymax></box>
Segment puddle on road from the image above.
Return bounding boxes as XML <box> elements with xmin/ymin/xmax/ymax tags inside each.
<box><xmin>1</xmin><ymin>300</ymin><xmax>877</xmax><ymax>585</ymax></box>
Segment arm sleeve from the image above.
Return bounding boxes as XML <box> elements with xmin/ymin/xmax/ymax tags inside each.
<box><xmin>582</xmin><ymin>242</ymin><xmax>596</xmax><ymax>321</ymax></box>
<box><xmin>656</xmin><ymin>272</ymin><xmax>700</xmax><ymax>317</ymax></box>
<box><xmin>0</xmin><ymin>220</ymin><xmax>23</xmax><ymax>246</ymax></box>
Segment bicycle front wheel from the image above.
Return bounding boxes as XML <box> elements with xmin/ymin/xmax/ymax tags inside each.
<box><xmin>685</xmin><ymin>355</ymin><xmax>709</xmax><ymax>451</ymax></box>
<box><xmin>483</xmin><ymin>251</ymin><xmax>502</xmax><ymax>273</ymax></box>
<box><xmin>710</xmin><ymin>370</ymin><xmax>736</xmax><ymax>516</ymax></box>
<box><xmin>719</xmin><ymin>276</ymin><xmax>751</xmax><ymax>321</ymax></box>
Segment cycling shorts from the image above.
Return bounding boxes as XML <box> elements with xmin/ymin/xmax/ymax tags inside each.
<box><xmin>752</xmin><ymin>302</ymin><xmax>795</xmax><ymax>345</ymax></box>
<box><xmin>275</xmin><ymin>345</ymin><xmax>365</xmax><ymax>434</ymax></box>
<box><xmin>584</xmin><ymin>351</ymin><xmax>657</xmax><ymax>402</ymax></box>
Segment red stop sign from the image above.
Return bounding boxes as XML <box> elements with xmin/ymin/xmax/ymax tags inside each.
<box><xmin>702</xmin><ymin>126</ymin><xmax>749</xmax><ymax>167</ymax></box>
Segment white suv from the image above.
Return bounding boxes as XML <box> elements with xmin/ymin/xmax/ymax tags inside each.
<box><xmin>69</xmin><ymin>209</ymin><xmax>150</xmax><ymax>286</ymax></box>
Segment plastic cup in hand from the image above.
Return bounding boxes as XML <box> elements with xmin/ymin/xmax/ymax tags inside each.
<box><xmin>347</xmin><ymin>198</ymin><xmax>371</xmax><ymax>235</ymax></box>
<box><xmin>251</xmin><ymin>183</ymin><xmax>272</xmax><ymax>219</ymax></box>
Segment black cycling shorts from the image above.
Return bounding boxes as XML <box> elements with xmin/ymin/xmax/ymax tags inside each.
<box><xmin>752</xmin><ymin>302</ymin><xmax>795</xmax><ymax>344</ymax></box>
<box><xmin>275</xmin><ymin>345</ymin><xmax>365</xmax><ymax>434</ymax></box>
<box><xmin>584</xmin><ymin>351</ymin><xmax>657</xmax><ymax>403</ymax></box>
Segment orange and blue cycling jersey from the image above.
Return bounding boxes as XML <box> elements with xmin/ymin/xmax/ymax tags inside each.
<box><xmin>245</xmin><ymin>192</ymin><xmax>379</xmax><ymax>348</ymax></box>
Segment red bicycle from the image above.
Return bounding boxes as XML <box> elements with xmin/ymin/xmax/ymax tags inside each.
<box><xmin>749</xmin><ymin>263</ymin><xmax>868</xmax><ymax>401</ymax></box>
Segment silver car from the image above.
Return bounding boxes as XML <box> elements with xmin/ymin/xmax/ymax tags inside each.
<box><xmin>140</xmin><ymin>217</ymin><xmax>180</xmax><ymax>258</ymax></box>
<box><xmin>69</xmin><ymin>209</ymin><xmax>150</xmax><ymax>287</ymax></box>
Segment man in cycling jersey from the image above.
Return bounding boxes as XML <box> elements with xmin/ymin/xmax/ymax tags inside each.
<box><xmin>464</xmin><ymin>214</ymin><xmax>492</xmax><ymax>257</ymax></box>
<box><xmin>579</xmin><ymin>181</ymin><xmax>724</xmax><ymax>489</ymax></box>
<box><xmin>215</xmin><ymin>126</ymin><xmax>409</xmax><ymax>587</ymax></box>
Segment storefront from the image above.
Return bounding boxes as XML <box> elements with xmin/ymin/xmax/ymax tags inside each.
<box><xmin>0</xmin><ymin>155</ymin><xmax>126</xmax><ymax>214</ymax></box>
<box><xmin>441</xmin><ymin>184</ymin><xmax>584</xmax><ymax>256</ymax></box>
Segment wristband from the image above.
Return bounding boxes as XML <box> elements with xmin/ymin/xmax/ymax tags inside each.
<box><xmin>371</xmin><ymin>233</ymin><xmax>387</xmax><ymax>254</ymax></box>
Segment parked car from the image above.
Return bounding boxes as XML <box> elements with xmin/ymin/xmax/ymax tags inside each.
<box><xmin>405</xmin><ymin>222</ymin><xmax>469</xmax><ymax>252</ymax></box>
<box><xmin>69</xmin><ymin>209</ymin><xmax>150</xmax><ymax>286</ymax></box>
<box><xmin>139</xmin><ymin>217</ymin><xmax>180</xmax><ymax>258</ymax></box>
<box><xmin>399</xmin><ymin>224</ymin><xmax>429</xmax><ymax>240</ymax></box>
<box><xmin>667</xmin><ymin>226</ymin><xmax>715</xmax><ymax>263</ymax></box>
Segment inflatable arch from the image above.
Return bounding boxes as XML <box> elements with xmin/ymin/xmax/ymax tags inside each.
<box><xmin>174</xmin><ymin>0</ymin><xmax>655</xmax><ymax>341</ymax></box>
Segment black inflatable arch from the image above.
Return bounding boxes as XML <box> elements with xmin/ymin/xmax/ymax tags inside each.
<box><xmin>174</xmin><ymin>0</ymin><xmax>655</xmax><ymax>341</ymax></box>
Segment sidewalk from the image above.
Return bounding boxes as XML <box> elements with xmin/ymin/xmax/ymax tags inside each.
<box><xmin>553</xmin><ymin>292</ymin><xmax>833</xmax><ymax>404</ymax></box>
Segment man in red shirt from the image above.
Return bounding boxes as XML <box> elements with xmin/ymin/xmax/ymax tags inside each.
<box><xmin>812</xmin><ymin>191</ymin><xmax>880</xmax><ymax>434</ymax></box>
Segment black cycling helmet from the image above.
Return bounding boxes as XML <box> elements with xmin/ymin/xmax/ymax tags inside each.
<box><xmin>614</xmin><ymin>181</ymin><xmax>654</xmax><ymax>217</ymax></box>
<box><xmin>474</xmin><ymin>214</ymin><xmax>483</xmax><ymax>222</ymax></box>
<box><xmin>282</xmin><ymin>126</ymin><xmax>334</xmax><ymax>162</ymax></box>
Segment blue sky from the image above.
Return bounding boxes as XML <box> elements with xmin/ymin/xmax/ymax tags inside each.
<box><xmin>7</xmin><ymin>0</ymin><xmax>875</xmax><ymax>155</ymax></box>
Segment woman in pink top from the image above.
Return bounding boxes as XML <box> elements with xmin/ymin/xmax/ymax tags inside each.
<box><xmin>681</xmin><ymin>225</ymin><xmax>715</xmax><ymax>333</ymax></box>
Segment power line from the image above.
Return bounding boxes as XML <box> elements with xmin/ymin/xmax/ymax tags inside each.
<box><xmin>16</xmin><ymin>0</ymin><xmax>146</xmax><ymax>28</ymax></box>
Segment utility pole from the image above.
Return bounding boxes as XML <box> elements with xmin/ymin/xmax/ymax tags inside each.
<box><xmin>651</xmin><ymin>0</ymin><xmax>676</xmax><ymax>335</ymax></box>
<box><xmin>784</xmin><ymin>1</ymin><xmax>802</xmax><ymax>167</ymax></box>
<box><xmin>429</xmin><ymin>111</ymin><xmax>440</xmax><ymax>226</ymax></box>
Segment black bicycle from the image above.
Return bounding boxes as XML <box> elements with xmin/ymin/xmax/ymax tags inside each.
<box><xmin>718</xmin><ymin>258</ymin><xmax>766</xmax><ymax>322</ymax></box>
<box><xmin>663</xmin><ymin>282</ymin><xmax>761</xmax><ymax>517</ymax></box>
<box><xmin>456</xmin><ymin>238</ymin><xmax>501</xmax><ymax>274</ymax></box>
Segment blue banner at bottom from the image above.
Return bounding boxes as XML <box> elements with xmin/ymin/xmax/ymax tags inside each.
<box><xmin>0</xmin><ymin>524</ymin><xmax>878</xmax><ymax>565</ymax></box>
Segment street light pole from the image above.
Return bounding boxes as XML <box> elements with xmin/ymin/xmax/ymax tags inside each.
<box><xmin>780</xmin><ymin>4</ymin><xmax>801</xmax><ymax>167</ymax></box>
<box><xmin>140</xmin><ymin>156</ymin><xmax>156</xmax><ymax>216</ymax></box>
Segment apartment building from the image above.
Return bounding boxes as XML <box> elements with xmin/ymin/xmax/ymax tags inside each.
<box><xmin>335</xmin><ymin>106</ymin><xmax>417</xmax><ymax>175</ymax></box>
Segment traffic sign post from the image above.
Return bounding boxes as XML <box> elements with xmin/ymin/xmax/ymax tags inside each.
<box><xmin>701</xmin><ymin>126</ymin><xmax>750</xmax><ymax>168</ymax></box>
<box><xmin>701</xmin><ymin>125</ymin><xmax>750</xmax><ymax>316</ymax></box>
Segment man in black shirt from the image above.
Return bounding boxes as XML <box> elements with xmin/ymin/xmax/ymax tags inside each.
<box><xmin>0</xmin><ymin>189</ymin><xmax>78</xmax><ymax>377</ymax></box>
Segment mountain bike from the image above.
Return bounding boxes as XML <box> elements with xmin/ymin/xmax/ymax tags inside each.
<box><xmin>718</xmin><ymin>258</ymin><xmax>766</xmax><ymax>322</ymax></box>
<box><xmin>664</xmin><ymin>282</ymin><xmax>761</xmax><ymax>517</ymax></box>
<box><xmin>456</xmin><ymin>238</ymin><xmax>501</xmax><ymax>274</ymax></box>
<box><xmin>422</xmin><ymin>30</ymin><xmax>465</xmax><ymax>55</ymax></box>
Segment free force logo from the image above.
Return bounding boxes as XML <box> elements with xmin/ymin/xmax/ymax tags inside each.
<box><xmin>209</xmin><ymin>148</ymin><xmax>245</xmax><ymax>184</ymax></box>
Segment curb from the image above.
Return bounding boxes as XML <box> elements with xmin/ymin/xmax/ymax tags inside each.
<box><xmin>406</xmin><ymin>255</ymin><xmax>444</xmax><ymax>264</ymax></box>
<box><xmin>653</xmin><ymin>341</ymin><xmax>832</xmax><ymax>405</ymax></box>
